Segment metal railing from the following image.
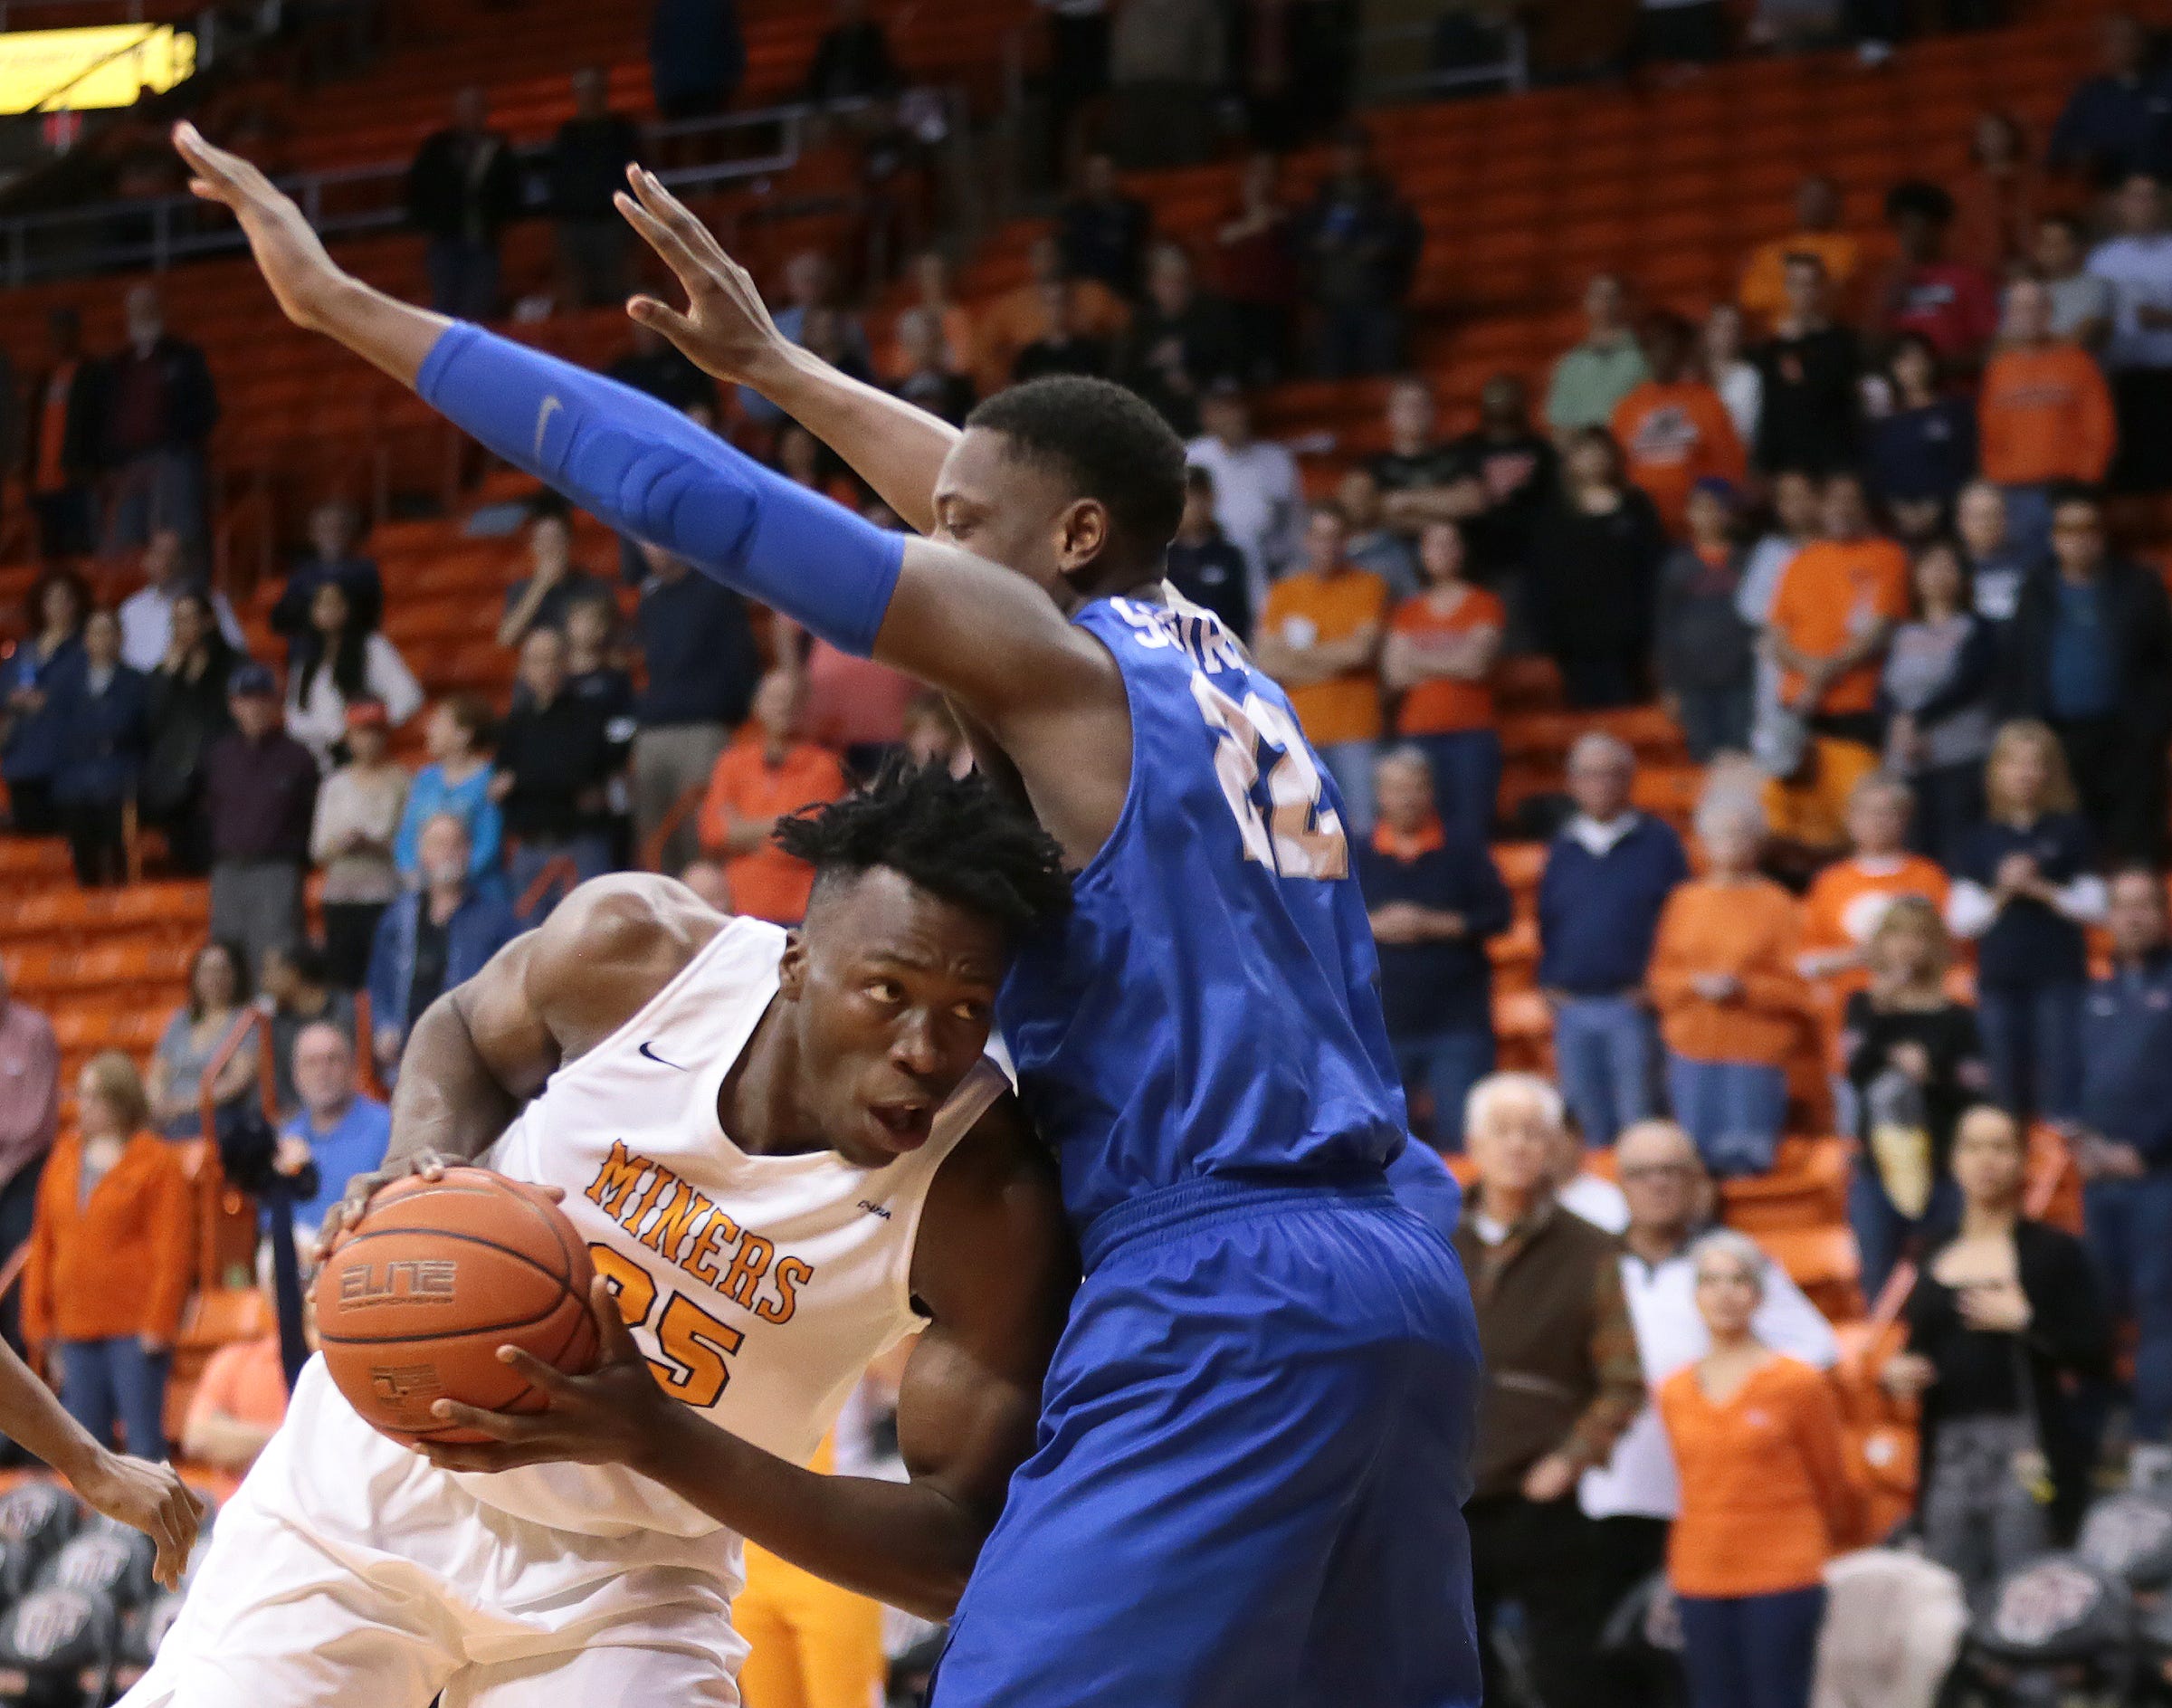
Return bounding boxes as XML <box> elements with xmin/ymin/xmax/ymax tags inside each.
<box><xmin>1361</xmin><ymin>18</ymin><xmax>1529</xmax><ymax>103</ymax></box>
<box><xmin>0</xmin><ymin>87</ymin><xmax>961</xmax><ymax>287</ymax></box>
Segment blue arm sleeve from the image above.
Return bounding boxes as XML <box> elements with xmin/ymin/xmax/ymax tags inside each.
<box><xmin>415</xmin><ymin>322</ymin><xmax>905</xmax><ymax>656</ymax></box>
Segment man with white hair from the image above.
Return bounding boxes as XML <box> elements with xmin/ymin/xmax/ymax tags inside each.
<box><xmin>1454</xmin><ymin>1071</ymin><xmax>1644</xmax><ymax>1708</ymax></box>
<box><xmin>1579</xmin><ymin>1120</ymin><xmax>1837</xmax><ymax>1701</ymax></box>
<box><xmin>1538</xmin><ymin>732</ymin><xmax>1689</xmax><ymax>1148</ymax></box>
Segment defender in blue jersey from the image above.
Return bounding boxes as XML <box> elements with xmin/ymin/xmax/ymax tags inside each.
<box><xmin>181</xmin><ymin>124</ymin><xmax>1481</xmax><ymax>1706</ymax></box>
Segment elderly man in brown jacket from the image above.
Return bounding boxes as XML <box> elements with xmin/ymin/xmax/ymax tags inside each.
<box><xmin>1452</xmin><ymin>1071</ymin><xmax>1646</xmax><ymax>1708</ymax></box>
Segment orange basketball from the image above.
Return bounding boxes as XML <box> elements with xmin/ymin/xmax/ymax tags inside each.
<box><xmin>313</xmin><ymin>1168</ymin><xmax>600</xmax><ymax>1446</ymax></box>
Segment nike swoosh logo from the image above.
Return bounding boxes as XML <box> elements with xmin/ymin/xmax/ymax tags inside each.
<box><xmin>638</xmin><ymin>1041</ymin><xmax>690</xmax><ymax>1071</ymax></box>
<box><xmin>533</xmin><ymin>394</ymin><xmax>563</xmax><ymax>461</ymax></box>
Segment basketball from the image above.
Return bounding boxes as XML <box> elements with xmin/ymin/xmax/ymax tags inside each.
<box><xmin>313</xmin><ymin>1168</ymin><xmax>601</xmax><ymax>1446</ymax></box>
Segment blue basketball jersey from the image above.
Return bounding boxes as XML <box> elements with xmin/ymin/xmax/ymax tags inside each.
<box><xmin>996</xmin><ymin>595</ymin><xmax>1411</xmax><ymax>1236</ymax></box>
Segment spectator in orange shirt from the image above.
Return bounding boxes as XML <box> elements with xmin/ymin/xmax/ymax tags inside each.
<box><xmin>1255</xmin><ymin>503</ymin><xmax>1389</xmax><ymax>830</ymax></box>
<box><xmin>1798</xmin><ymin>772</ymin><xmax>1950</xmax><ymax>1035</ymax></box>
<box><xmin>23</xmin><ymin>1052</ymin><xmax>192</xmax><ymax>1461</ymax></box>
<box><xmin>973</xmin><ymin>233</ymin><xmax>1131</xmax><ymax>395</ymax></box>
<box><xmin>697</xmin><ymin>670</ymin><xmax>848</xmax><ymax>926</ymax></box>
<box><xmin>1952</xmin><ymin>111</ymin><xmax>2038</xmax><ymax>276</ymax></box>
<box><xmin>1649</xmin><ymin>793</ymin><xmax>1806</xmax><ymax>1176</ymax></box>
<box><xmin>1382</xmin><ymin>520</ymin><xmax>1504</xmax><ymax>840</ymax></box>
<box><xmin>1611</xmin><ymin>313</ymin><xmax>1748</xmax><ymax>538</ymax></box>
<box><xmin>1977</xmin><ymin>276</ymin><xmax>2118</xmax><ymax>559</ymax></box>
<box><xmin>1661</xmin><ymin>1229</ymin><xmax>1860</xmax><ymax>1708</ymax></box>
<box><xmin>182</xmin><ymin>1331</ymin><xmax>288</xmax><ymax>1473</ymax></box>
<box><xmin>1764</xmin><ymin>471</ymin><xmax>1910</xmax><ymax>754</ymax></box>
<box><xmin>1739</xmin><ymin>175</ymin><xmax>1862</xmax><ymax>330</ymax></box>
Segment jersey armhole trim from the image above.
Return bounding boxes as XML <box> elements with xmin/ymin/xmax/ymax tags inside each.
<box><xmin>573</xmin><ymin>915</ymin><xmax>788</xmax><ymax>1074</ymax></box>
<box><xmin>893</xmin><ymin>1058</ymin><xmax>1010</xmax><ymax>1324</ymax></box>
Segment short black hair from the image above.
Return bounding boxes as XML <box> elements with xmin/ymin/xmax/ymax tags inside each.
<box><xmin>2048</xmin><ymin>479</ymin><xmax>2105</xmax><ymax>513</ymax></box>
<box><xmin>1885</xmin><ymin>180</ymin><xmax>1956</xmax><ymax>224</ymax></box>
<box><xmin>776</xmin><ymin>759</ymin><xmax>1072</xmax><ymax>942</ymax></box>
<box><xmin>965</xmin><ymin>377</ymin><xmax>1188</xmax><ymax>558</ymax></box>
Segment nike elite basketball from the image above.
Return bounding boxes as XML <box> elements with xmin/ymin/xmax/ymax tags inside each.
<box><xmin>315</xmin><ymin>1169</ymin><xmax>601</xmax><ymax>1446</ymax></box>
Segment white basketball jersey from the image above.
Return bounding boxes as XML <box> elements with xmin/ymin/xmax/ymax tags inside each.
<box><xmin>300</xmin><ymin>916</ymin><xmax>999</xmax><ymax>1541</ymax></box>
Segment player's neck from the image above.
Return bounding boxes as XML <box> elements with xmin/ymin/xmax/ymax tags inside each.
<box><xmin>718</xmin><ymin>1000</ymin><xmax>827</xmax><ymax>1159</ymax></box>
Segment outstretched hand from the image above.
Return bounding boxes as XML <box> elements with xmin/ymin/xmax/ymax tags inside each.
<box><xmin>172</xmin><ymin>122</ymin><xmax>345</xmax><ymax>332</ymax></box>
<box><xmin>614</xmin><ymin>166</ymin><xmax>794</xmax><ymax>388</ymax></box>
<box><xmin>73</xmin><ymin>1450</ymin><xmax>206</xmax><ymax>1591</ymax></box>
<box><xmin>416</xmin><ymin>1276</ymin><xmax>669</xmax><ymax>1476</ymax></box>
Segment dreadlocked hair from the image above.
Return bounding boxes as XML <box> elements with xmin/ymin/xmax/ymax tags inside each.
<box><xmin>773</xmin><ymin>758</ymin><xmax>1073</xmax><ymax>941</ymax></box>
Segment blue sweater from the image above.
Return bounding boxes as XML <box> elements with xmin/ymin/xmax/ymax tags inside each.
<box><xmin>49</xmin><ymin>661</ymin><xmax>150</xmax><ymax>806</ymax></box>
<box><xmin>1537</xmin><ymin>816</ymin><xmax>1690</xmax><ymax>997</ymax></box>
<box><xmin>2081</xmin><ymin>950</ymin><xmax>2172</xmax><ymax>1166</ymax></box>
<box><xmin>367</xmin><ymin>888</ymin><xmax>520</xmax><ymax>1041</ymax></box>
<box><xmin>0</xmin><ymin>635</ymin><xmax>81</xmax><ymax>786</ymax></box>
<box><xmin>1354</xmin><ymin>831</ymin><xmax>1512</xmax><ymax>1036</ymax></box>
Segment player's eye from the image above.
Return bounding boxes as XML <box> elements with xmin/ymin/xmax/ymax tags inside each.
<box><xmin>951</xmin><ymin>1000</ymin><xmax>988</xmax><ymax>1024</ymax></box>
<box><xmin>866</xmin><ymin>978</ymin><xmax>904</xmax><ymax>1004</ymax></box>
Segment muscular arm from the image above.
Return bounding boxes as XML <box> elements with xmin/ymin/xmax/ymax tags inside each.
<box><xmin>357</xmin><ymin>875</ymin><xmax>722</xmax><ymax>1212</ymax></box>
<box><xmin>422</xmin><ymin>1093</ymin><xmax>1077</xmax><ymax>1619</ymax></box>
<box><xmin>176</xmin><ymin>127</ymin><xmax>1129</xmax><ymax>866</ymax></box>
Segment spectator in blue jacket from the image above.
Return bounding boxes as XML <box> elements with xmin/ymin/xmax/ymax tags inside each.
<box><xmin>392</xmin><ymin>697</ymin><xmax>504</xmax><ymax>897</ymax></box>
<box><xmin>367</xmin><ymin>812</ymin><xmax>519</xmax><ymax>1085</ymax></box>
<box><xmin>49</xmin><ymin>609</ymin><xmax>149</xmax><ymax>888</ymax></box>
<box><xmin>1946</xmin><ymin>720</ymin><xmax>2106</xmax><ymax>1124</ymax></box>
<box><xmin>1356</xmin><ymin>748</ymin><xmax>1512</xmax><ymax>1151</ymax></box>
<box><xmin>2</xmin><ymin>568</ymin><xmax>90</xmax><ymax>835</ymax></box>
<box><xmin>1866</xmin><ymin>335</ymin><xmax>1977</xmax><ymax>542</ymax></box>
<box><xmin>2075</xmin><ymin>865</ymin><xmax>2172</xmax><ymax>1487</ymax></box>
<box><xmin>2047</xmin><ymin>13</ymin><xmax>2172</xmax><ymax>189</ymax></box>
<box><xmin>1538</xmin><ymin>732</ymin><xmax>1691</xmax><ymax>1147</ymax></box>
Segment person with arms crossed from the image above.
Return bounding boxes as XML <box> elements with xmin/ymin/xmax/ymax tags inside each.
<box><xmin>169</xmin><ymin>122</ymin><xmax>1483</xmax><ymax>1708</ymax></box>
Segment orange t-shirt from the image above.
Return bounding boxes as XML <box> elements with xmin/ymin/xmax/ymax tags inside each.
<box><xmin>1768</xmin><ymin>537</ymin><xmax>1911</xmax><ymax>716</ymax></box>
<box><xmin>186</xmin><ymin>1334</ymin><xmax>289</xmax><ymax>1437</ymax></box>
<box><xmin>1262</xmin><ymin>568</ymin><xmax>1389</xmax><ymax>749</ymax></box>
<box><xmin>1740</xmin><ymin>231</ymin><xmax>1864</xmax><ymax>328</ymax></box>
<box><xmin>1610</xmin><ymin>381</ymin><xmax>1748</xmax><ymax>537</ymax></box>
<box><xmin>1659</xmin><ymin>1356</ymin><xmax>1862</xmax><ymax>1598</ymax></box>
<box><xmin>697</xmin><ymin>735</ymin><xmax>848</xmax><ymax>925</ymax></box>
<box><xmin>1799</xmin><ymin>853</ymin><xmax>1951</xmax><ymax>1001</ymax></box>
<box><xmin>1392</xmin><ymin>585</ymin><xmax>1505</xmax><ymax>736</ymax></box>
<box><xmin>1977</xmin><ymin>343</ymin><xmax>2117</xmax><ymax>487</ymax></box>
<box><xmin>1648</xmin><ymin>876</ymin><xmax>1806</xmax><ymax>1067</ymax></box>
<box><xmin>33</xmin><ymin>362</ymin><xmax>77</xmax><ymax>494</ymax></box>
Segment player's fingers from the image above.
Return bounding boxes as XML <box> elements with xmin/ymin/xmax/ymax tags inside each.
<box><xmin>495</xmin><ymin>1344</ymin><xmax>573</xmax><ymax>1396</ymax></box>
<box><xmin>626</xmin><ymin>296</ymin><xmax>703</xmax><ymax>353</ymax></box>
<box><xmin>417</xmin><ymin>1443</ymin><xmax>539</xmax><ymax>1474</ymax></box>
<box><xmin>614</xmin><ymin>191</ymin><xmax>706</xmax><ymax>292</ymax></box>
<box><xmin>428</xmin><ymin>1398</ymin><xmax>540</xmax><ymax>1441</ymax></box>
<box><xmin>587</xmin><ymin>1274</ymin><xmax>642</xmax><ymax>1362</ymax></box>
<box><xmin>630</xmin><ymin>168</ymin><xmax>734</xmax><ymax>272</ymax></box>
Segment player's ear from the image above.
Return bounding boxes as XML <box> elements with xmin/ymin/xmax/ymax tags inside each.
<box><xmin>1053</xmin><ymin>497</ymin><xmax>1109</xmax><ymax>577</ymax></box>
<box><xmin>776</xmin><ymin>932</ymin><xmax>808</xmax><ymax>1000</ymax></box>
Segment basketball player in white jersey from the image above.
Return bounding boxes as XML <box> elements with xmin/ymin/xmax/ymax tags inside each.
<box><xmin>123</xmin><ymin>765</ymin><xmax>1078</xmax><ymax>1707</ymax></box>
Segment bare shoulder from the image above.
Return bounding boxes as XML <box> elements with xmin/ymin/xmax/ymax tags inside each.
<box><xmin>522</xmin><ymin>874</ymin><xmax>730</xmax><ymax>1061</ymax></box>
<box><xmin>912</xmin><ymin>1088</ymin><xmax>1077</xmax><ymax>1330</ymax></box>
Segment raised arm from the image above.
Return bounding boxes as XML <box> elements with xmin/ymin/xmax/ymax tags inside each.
<box><xmin>416</xmin><ymin>1093</ymin><xmax>1077</xmax><ymax>1619</ymax></box>
<box><xmin>177</xmin><ymin>125</ymin><xmax>1128</xmax><ymax>865</ymax></box>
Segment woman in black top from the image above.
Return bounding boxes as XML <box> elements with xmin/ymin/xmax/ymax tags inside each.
<box><xmin>1884</xmin><ymin>1105</ymin><xmax>2109</xmax><ymax>1600</ymax></box>
<box><xmin>1946</xmin><ymin>721</ymin><xmax>2103</xmax><ymax>1125</ymax></box>
<box><xmin>141</xmin><ymin>590</ymin><xmax>238</xmax><ymax>875</ymax></box>
<box><xmin>1843</xmin><ymin>895</ymin><xmax>1989</xmax><ymax>1296</ymax></box>
<box><xmin>1528</xmin><ymin>426</ymin><xmax>1666</xmax><ymax>711</ymax></box>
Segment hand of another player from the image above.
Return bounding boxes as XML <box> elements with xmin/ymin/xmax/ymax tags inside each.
<box><xmin>72</xmin><ymin>1449</ymin><xmax>205</xmax><ymax>1591</ymax></box>
<box><xmin>614</xmin><ymin>167</ymin><xmax>794</xmax><ymax>389</ymax></box>
<box><xmin>416</xmin><ymin>1276</ymin><xmax>668</xmax><ymax>1474</ymax></box>
<box><xmin>172</xmin><ymin>123</ymin><xmax>346</xmax><ymax>333</ymax></box>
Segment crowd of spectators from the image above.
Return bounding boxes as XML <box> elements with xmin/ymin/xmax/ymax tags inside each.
<box><xmin>7</xmin><ymin>11</ymin><xmax>2172</xmax><ymax>1703</ymax></box>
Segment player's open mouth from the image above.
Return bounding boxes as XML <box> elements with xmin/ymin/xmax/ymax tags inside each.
<box><xmin>869</xmin><ymin>1102</ymin><xmax>935</xmax><ymax>1149</ymax></box>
